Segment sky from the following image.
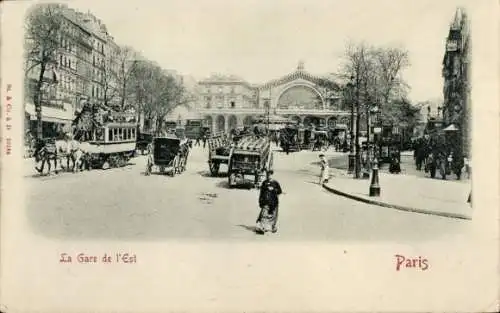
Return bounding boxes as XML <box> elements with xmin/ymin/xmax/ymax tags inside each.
<box><xmin>64</xmin><ymin>0</ymin><xmax>476</xmax><ymax>103</ymax></box>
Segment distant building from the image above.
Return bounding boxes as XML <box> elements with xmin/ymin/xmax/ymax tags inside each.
<box><xmin>195</xmin><ymin>62</ymin><xmax>347</xmax><ymax>134</ymax></box>
<box><xmin>442</xmin><ymin>7</ymin><xmax>471</xmax><ymax>156</ymax></box>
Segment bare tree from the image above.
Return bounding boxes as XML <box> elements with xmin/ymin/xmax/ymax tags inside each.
<box><xmin>101</xmin><ymin>56</ymin><xmax>118</xmax><ymax>109</ymax></box>
<box><xmin>374</xmin><ymin>47</ymin><xmax>410</xmax><ymax>106</ymax></box>
<box><xmin>115</xmin><ymin>46</ymin><xmax>138</xmax><ymax>111</ymax></box>
<box><xmin>151</xmin><ymin>72</ymin><xmax>187</xmax><ymax>135</ymax></box>
<box><xmin>24</xmin><ymin>3</ymin><xmax>65</xmax><ymax>140</ymax></box>
<box><xmin>340</xmin><ymin>41</ymin><xmax>376</xmax><ymax>177</ymax></box>
<box><xmin>128</xmin><ymin>60</ymin><xmax>157</xmax><ymax>131</ymax></box>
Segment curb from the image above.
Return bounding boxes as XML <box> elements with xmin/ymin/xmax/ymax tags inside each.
<box><xmin>322</xmin><ymin>184</ymin><xmax>472</xmax><ymax>220</ymax></box>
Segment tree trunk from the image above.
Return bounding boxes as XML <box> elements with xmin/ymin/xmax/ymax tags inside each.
<box><xmin>35</xmin><ymin>61</ymin><xmax>47</xmax><ymax>140</ymax></box>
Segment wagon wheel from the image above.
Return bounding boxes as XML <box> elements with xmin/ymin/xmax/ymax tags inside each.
<box><xmin>145</xmin><ymin>159</ymin><xmax>152</xmax><ymax>176</ymax></box>
<box><xmin>116</xmin><ymin>155</ymin><xmax>124</xmax><ymax>167</ymax></box>
<box><xmin>228</xmin><ymin>172</ymin><xmax>236</xmax><ymax>188</ymax></box>
<box><xmin>175</xmin><ymin>155</ymin><xmax>182</xmax><ymax>174</ymax></box>
<box><xmin>182</xmin><ymin>155</ymin><xmax>188</xmax><ymax>172</ymax></box>
<box><xmin>178</xmin><ymin>155</ymin><xmax>185</xmax><ymax>173</ymax></box>
<box><xmin>209</xmin><ymin>161</ymin><xmax>220</xmax><ymax>176</ymax></box>
<box><xmin>170</xmin><ymin>156</ymin><xmax>178</xmax><ymax>177</ymax></box>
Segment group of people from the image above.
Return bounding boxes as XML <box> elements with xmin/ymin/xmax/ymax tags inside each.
<box><xmin>413</xmin><ymin>135</ymin><xmax>467</xmax><ymax>180</ymax></box>
<box><xmin>194</xmin><ymin>134</ymin><xmax>208</xmax><ymax>148</ymax></box>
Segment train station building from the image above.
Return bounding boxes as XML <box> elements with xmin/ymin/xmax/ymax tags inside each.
<box><xmin>195</xmin><ymin>62</ymin><xmax>351</xmax><ymax>134</ymax></box>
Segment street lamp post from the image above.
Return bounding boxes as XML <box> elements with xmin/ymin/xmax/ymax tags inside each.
<box><xmin>347</xmin><ymin>77</ymin><xmax>355</xmax><ymax>174</ymax></box>
<box><xmin>354</xmin><ymin>75</ymin><xmax>361</xmax><ymax>179</ymax></box>
<box><xmin>367</xmin><ymin>105</ymin><xmax>379</xmax><ymax>165</ymax></box>
<box><xmin>264</xmin><ymin>99</ymin><xmax>270</xmax><ymax>137</ymax></box>
<box><xmin>369</xmin><ymin>105</ymin><xmax>381</xmax><ymax>197</ymax></box>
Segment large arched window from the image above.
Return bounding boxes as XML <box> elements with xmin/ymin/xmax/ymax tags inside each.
<box><xmin>277</xmin><ymin>85</ymin><xmax>323</xmax><ymax>110</ymax></box>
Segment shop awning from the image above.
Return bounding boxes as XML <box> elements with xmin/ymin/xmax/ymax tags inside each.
<box><xmin>25</xmin><ymin>102</ymin><xmax>73</xmax><ymax>125</ymax></box>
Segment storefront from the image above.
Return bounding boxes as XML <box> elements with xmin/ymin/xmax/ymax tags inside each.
<box><xmin>24</xmin><ymin>102</ymin><xmax>74</xmax><ymax>139</ymax></box>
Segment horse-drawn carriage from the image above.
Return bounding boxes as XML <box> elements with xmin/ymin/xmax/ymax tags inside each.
<box><xmin>145</xmin><ymin>136</ymin><xmax>190</xmax><ymax>176</ymax></box>
<box><xmin>280</xmin><ymin>126</ymin><xmax>300</xmax><ymax>152</ymax></box>
<box><xmin>312</xmin><ymin>129</ymin><xmax>329</xmax><ymax>151</ymax></box>
<box><xmin>207</xmin><ymin>133</ymin><xmax>232</xmax><ymax>176</ymax></box>
<box><xmin>228</xmin><ymin>136</ymin><xmax>273</xmax><ymax>189</ymax></box>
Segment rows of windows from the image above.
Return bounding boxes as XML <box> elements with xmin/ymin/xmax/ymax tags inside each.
<box><xmin>93</xmin><ymin>54</ymin><xmax>105</xmax><ymax>68</ymax></box>
<box><xmin>92</xmin><ymin>84</ymin><xmax>103</xmax><ymax>99</ymax></box>
<box><xmin>204</xmin><ymin>95</ymin><xmax>256</xmax><ymax>109</ymax></box>
<box><xmin>108</xmin><ymin>127</ymin><xmax>136</xmax><ymax>142</ymax></box>
<box><xmin>205</xmin><ymin>85</ymin><xmax>244</xmax><ymax>94</ymax></box>
<box><xmin>93</xmin><ymin>39</ymin><xmax>105</xmax><ymax>55</ymax></box>
<box><xmin>58</xmin><ymin>71</ymin><xmax>76</xmax><ymax>92</ymax></box>
<box><xmin>59</xmin><ymin>53</ymin><xmax>76</xmax><ymax>71</ymax></box>
<box><xmin>61</xmin><ymin>37</ymin><xmax>76</xmax><ymax>54</ymax></box>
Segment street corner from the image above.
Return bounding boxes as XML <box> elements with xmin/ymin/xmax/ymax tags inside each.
<box><xmin>322</xmin><ymin>176</ymin><xmax>472</xmax><ymax>220</ymax></box>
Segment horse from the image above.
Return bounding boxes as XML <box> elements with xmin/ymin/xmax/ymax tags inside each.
<box><xmin>34</xmin><ymin>139</ymin><xmax>63</xmax><ymax>175</ymax></box>
<box><xmin>71</xmin><ymin>141</ymin><xmax>92</xmax><ymax>172</ymax></box>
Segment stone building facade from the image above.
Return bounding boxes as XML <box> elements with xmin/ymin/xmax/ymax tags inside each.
<box><xmin>196</xmin><ymin>62</ymin><xmax>350</xmax><ymax>133</ymax></box>
<box><xmin>442</xmin><ymin>7</ymin><xmax>471</xmax><ymax>156</ymax></box>
<box><xmin>24</xmin><ymin>4</ymin><xmax>123</xmax><ymax>137</ymax></box>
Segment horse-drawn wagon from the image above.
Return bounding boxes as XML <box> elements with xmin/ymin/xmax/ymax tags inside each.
<box><xmin>228</xmin><ymin>136</ymin><xmax>273</xmax><ymax>189</ymax></box>
<box><xmin>207</xmin><ymin>133</ymin><xmax>232</xmax><ymax>176</ymax></box>
<box><xmin>145</xmin><ymin>136</ymin><xmax>190</xmax><ymax>176</ymax></box>
<box><xmin>280</xmin><ymin>125</ymin><xmax>301</xmax><ymax>152</ymax></box>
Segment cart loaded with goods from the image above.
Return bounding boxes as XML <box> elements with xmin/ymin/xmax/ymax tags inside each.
<box><xmin>228</xmin><ymin>136</ymin><xmax>273</xmax><ymax>189</ymax></box>
<box><xmin>207</xmin><ymin>132</ymin><xmax>232</xmax><ymax>176</ymax></box>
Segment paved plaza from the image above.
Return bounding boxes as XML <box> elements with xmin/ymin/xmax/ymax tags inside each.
<box><xmin>24</xmin><ymin>146</ymin><xmax>471</xmax><ymax>242</ymax></box>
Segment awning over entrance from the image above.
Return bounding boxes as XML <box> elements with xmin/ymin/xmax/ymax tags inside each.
<box><xmin>254</xmin><ymin>114</ymin><xmax>292</xmax><ymax>124</ymax></box>
<box><xmin>334</xmin><ymin>123</ymin><xmax>348</xmax><ymax>129</ymax></box>
<box><xmin>25</xmin><ymin>102</ymin><xmax>73</xmax><ymax>125</ymax></box>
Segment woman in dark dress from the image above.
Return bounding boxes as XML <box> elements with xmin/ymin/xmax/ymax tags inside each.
<box><xmin>256</xmin><ymin>170</ymin><xmax>283</xmax><ymax>234</ymax></box>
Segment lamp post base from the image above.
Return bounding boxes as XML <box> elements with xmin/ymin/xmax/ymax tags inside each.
<box><xmin>348</xmin><ymin>153</ymin><xmax>355</xmax><ymax>174</ymax></box>
<box><xmin>369</xmin><ymin>186</ymin><xmax>380</xmax><ymax>197</ymax></box>
<box><xmin>369</xmin><ymin>158</ymin><xmax>381</xmax><ymax>197</ymax></box>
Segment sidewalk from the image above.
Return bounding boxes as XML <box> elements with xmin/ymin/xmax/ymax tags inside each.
<box><xmin>323</xmin><ymin>169</ymin><xmax>472</xmax><ymax>220</ymax></box>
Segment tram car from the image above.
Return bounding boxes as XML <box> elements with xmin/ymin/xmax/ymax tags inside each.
<box><xmin>145</xmin><ymin>136</ymin><xmax>190</xmax><ymax>176</ymax></box>
<box><xmin>228</xmin><ymin>136</ymin><xmax>273</xmax><ymax>189</ymax></box>
<box><xmin>83</xmin><ymin>122</ymin><xmax>137</xmax><ymax>169</ymax></box>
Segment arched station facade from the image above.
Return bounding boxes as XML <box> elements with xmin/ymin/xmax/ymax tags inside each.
<box><xmin>196</xmin><ymin>62</ymin><xmax>352</xmax><ymax>134</ymax></box>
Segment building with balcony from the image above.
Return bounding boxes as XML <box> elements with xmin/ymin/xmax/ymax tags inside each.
<box><xmin>442</xmin><ymin>7</ymin><xmax>471</xmax><ymax>156</ymax></box>
<box><xmin>24</xmin><ymin>4</ymin><xmax>126</xmax><ymax>138</ymax></box>
<box><xmin>196</xmin><ymin>62</ymin><xmax>348</xmax><ymax>133</ymax></box>
<box><xmin>24</xmin><ymin>5</ymin><xmax>94</xmax><ymax>137</ymax></box>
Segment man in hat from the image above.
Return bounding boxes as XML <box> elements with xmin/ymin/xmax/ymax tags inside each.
<box><xmin>319</xmin><ymin>153</ymin><xmax>330</xmax><ymax>185</ymax></box>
